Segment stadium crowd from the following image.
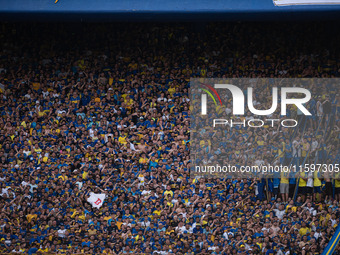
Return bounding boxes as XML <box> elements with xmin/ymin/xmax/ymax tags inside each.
<box><xmin>0</xmin><ymin>22</ymin><xmax>339</xmax><ymax>254</ymax></box>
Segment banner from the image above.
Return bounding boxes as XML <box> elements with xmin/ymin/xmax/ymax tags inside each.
<box><xmin>87</xmin><ymin>192</ymin><xmax>106</xmax><ymax>208</ymax></box>
<box><xmin>321</xmin><ymin>224</ymin><xmax>340</xmax><ymax>255</ymax></box>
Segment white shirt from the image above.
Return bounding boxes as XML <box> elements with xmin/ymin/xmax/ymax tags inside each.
<box><xmin>176</xmin><ymin>226</ymin><xmax>187</xmax><ymax>234</ymax></box>
<box><xmin>141</xmin><ymin>190</ymin><xmax>151</xmax><ymax>196</ymax></box>
<box><xmin>130</xmin><ymin>143</ymin><xmax>136</xmax><ymax>151</ymax></box>
<box><xmin>21</xmin><ymin>181</ymin><xmax>29</xmax><ymax>186</ymax></box>
<box><xmin>255</xmin><ymin>159</ymin><xmax>265</xmax><ymax>166</ymax></box>
<box><xmin>261</xmin><ymin>227</ymin><xmax>270</xmax><ymax>233</ymax></box>
<box><xmin>42</xmin><ymin>91</ymin><xmax>49</xmax><ymax>98</ymax></box>
<box><xmin>306</xmin><ymin>172</ymin><xmax>314</xmax><ymax>188</ymax></box>
<box><xmin>157</xmin><ymin>97</ymin><xmax>167</xmax><ymax>103</ymax></box>
<box><xmin>57</xmin><ymin>229</ymin><xmax>67</xmax><ymax>238</ymax></box>
<box><xmin>76</xmin><ymin>181</ymin><xmax>83</xmax><ymax>190</ymax></box>
<box><xmin>0</xmin><ymin>187</ymin><xmax>10</xmax><ymax>197</ymax></box>
<box><xmin>273</xmin><ymin>209</ymin><xmax>286</xmax><ymax>219</ymax></box>
<box><xmin>89</xmin><ymin>129</ymin><xmax>95</xmax><ymax>137</ymax></box>
<box><xmin>331</xmin><ymin>219</ymin><xmax>337</xmax><ymax>227</ymax></box>
<box><xmin>139</xmin><ymin>220</ymin><xmax>150</xmax><ymax>228</ymax></box>
<box><xmin>208</xmin><ymin>246</ymin><xmax>218</xmax><ymax>251</ymax></box>
<box><xmin>292</xmin><ymin>140</ymin><xmax>301</xmax><ymax>157</ymax></box>
<box><xmin>171</xmin><ymin>198</ymin><xmax>179</xmax><ymax>204</ymax></box>
<box><xmin>29</xmin><ymin>184</ymin><xmax>37</xmax><ymax>193</ymax></box>
<box><xmin>23</xmin><ymin>149</ymin><xmax>31</xmax><ymax>156</ymax></box>
<box><xmin>223</xmin><ymin>232</ymin><xmax>234</xmax><ymax>240</ymax></box>
<box><xmin>311</xmin><ymin>141</ymin><xmax>318</xmax><ymax>151</ymax></box>
<box><xmin>57</xmin><ymin>109</ymin><xmax>66</xmax><ymax>115</ymax></box>
<box><xmin>304</xmin><ymin>206</ymin><xmax>316</xmax><ymax>216</ymax></box>
<box><xmin>179</xmin><ymin>212</ymin><xmax>187</xmax><ymax>218</ymax></box>
<box><xmin>314</xmin><ymin>232</ymin><xmax>322</xmax><ymax>239</ymax></box>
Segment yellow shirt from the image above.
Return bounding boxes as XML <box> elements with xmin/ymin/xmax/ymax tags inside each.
<box><xmin>153</xmin><ymin>210</ymin><xmax>161</xmax><ymax>216</ymax></box>
<box><xmin>286</xmin><ymin>204</ymin><xmax>297</xmax><ymax>212</ymax></box>
<box><xmin>32</xmin><ymin>82</ymin><xmax>40</xmax><ymax>91</ymax></box>
<box><xmin>139</xmin><ymin>157</ymin><xmax>147</xmax><ymax>164</ymax></box>
<box><xmin>299</xmin><ymin>227</ymin><xmax>310</xmax><ymax>236</ymax></box>
<box><xmin>164</xmin><ymin>190</ymin><xmax>174</xmax><ymax>197</ymax></box>
<box><xmin>88</xmin><ymin>229</ymin><xmax>97</xmax><ymax>236</ymax></box>
<box><xmin>335</xmin><ymin>179</ymin><xmax>340</xmax><ymax>188</ymax></box>
<box><xmin>216</xmin><ymin>105</ymin><xmax>224</xmax><ymax>115</ymax></box>
<box><xmin>118</xmin><ymin>136</ymin><xmax>127</xmax><ymax>145</ymax></box>
<box><xmin>299</xmin><ymin>173</ymin><xmax>307</xmax><ymax>187</ymax></box>
<box><xmin>302</xmin><ymin>143</ymin><xmax>309</xmax><ymax>157</ymax></box>
<box><xmin>125</xmin><ymin>98</ymin><xmax>134</xmax><ymax>106</ymax></box>
<box><xmin>38</xmin><ymin>248</ymin><xmax>49</xmax><ymax>253</ymax></box>
<box><xmin>257</xmin><ymin>140</ymin><xmax>265</xmax><ymax>146</ymax></box>
<box><xmin>200</xmin><ymin>140</ymin><xmax>211</xmax><ymax>147</ymax></box>
<box><xmin>82</xmin><ymin>171</ymin><xmax>88</xmax><ymax>179</ymax></box>
<box><xmin>116</xmin><ymin>221</ymin><xmax>123</xmax><ymax>230</ymax></box>
<box><xmin>26</xmin><ymin>214</ymin><xmax>37</xmax><ymax>223</ymax></box>
<box><xmin>168</xmin><ymin>87</ymin><xmax>176</xmax><ymax>96</ymax></box>
<box><xmin>38</xmin><ymin>111</ymin><xmax>46</xmax><ymax>117</ymax></box>
<box><xmin>128</xmin><ymin>63</ymin><xmax>138</xmax><ymax>69</ymax></box>
<box><xmin>71</xmin><ymin>211</ymin><xmax>78</xmax><ymax>218</ymax></box>
<box><xmin>34</xmin><ymin>148</ymin><xmax>42</xmax><ymax>154</ymax></box>
<box><xmin>135</xmin><ymin>235</ymin><xmax>144</xmax><ymax>242</ymax></box>
<box><xmin>58</xmin><ymin>175</ymin><xmax>68</xmax><ymax>181</ymax></box>
<box><xmin>281</xmin><ymin>171</ymin><xmax>289</xmax><ymax>184</ymax></box>
<box><xmin>314</xmin><ymin>171</ymin><xmax>321</xmax><ymax>187</ymax></box>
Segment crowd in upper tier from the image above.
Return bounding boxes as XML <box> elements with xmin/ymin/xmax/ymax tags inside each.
<box><xmin>0</xmin><ymin>22</ymin><xmax>339</xmax><ymax>254</ymax></box>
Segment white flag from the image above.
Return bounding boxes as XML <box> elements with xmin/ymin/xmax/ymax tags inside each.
<box><xmin>130</xmin><ymin>142</ymin><xmax>136</xmax><ymax>151</ymax></box>
<box><xmin>87</xmin><ymin>192</ymin><xmax>106</xmax><ymax>208</ymax></box>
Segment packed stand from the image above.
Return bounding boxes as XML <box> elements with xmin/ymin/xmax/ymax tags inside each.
<box><xmin>0</xmin><ymin>22</ymin><xmax>339</xmax><ymax>254</ymax></box>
